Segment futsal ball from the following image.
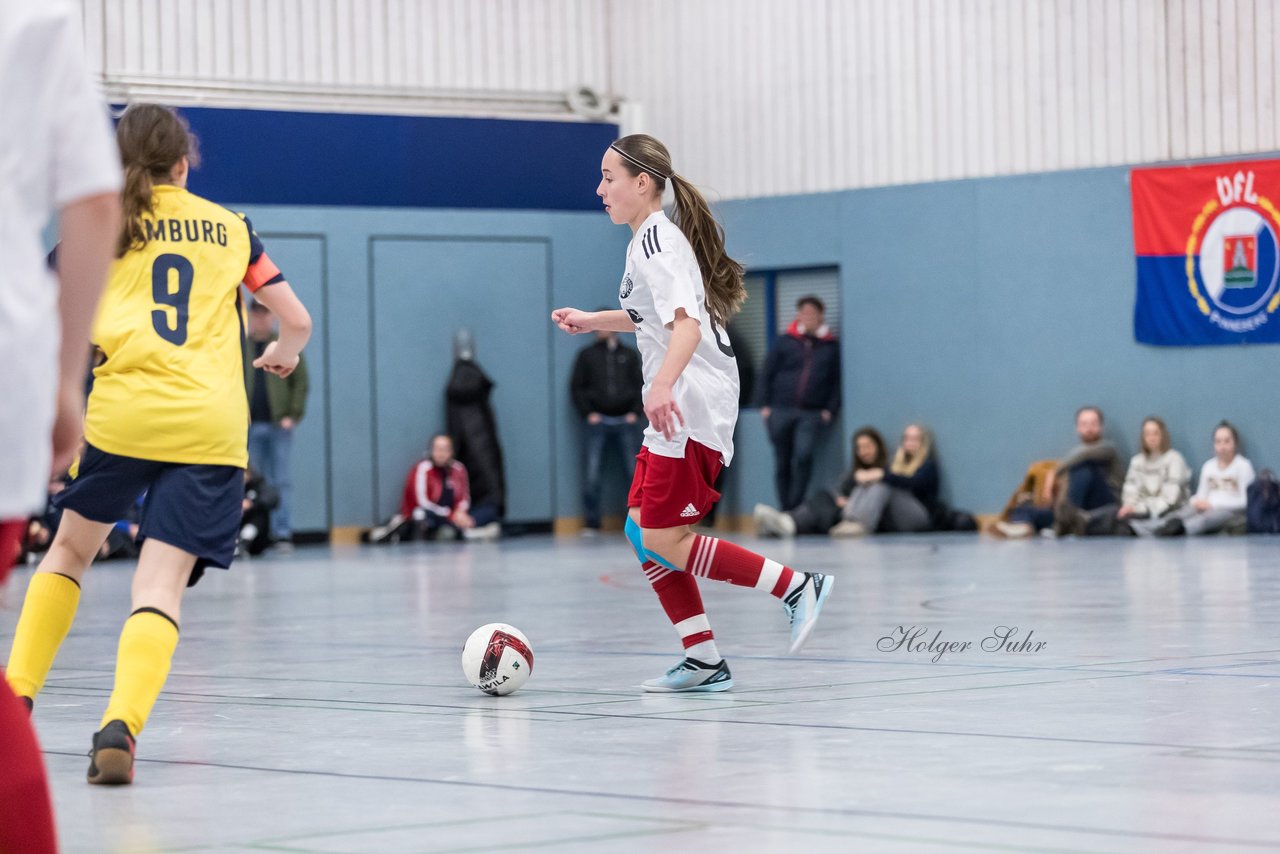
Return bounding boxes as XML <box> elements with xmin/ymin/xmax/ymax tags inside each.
<box><xmin>461</xmin><ymin>623</ymin><xmax>533</xmax><ymax>695</ymax></box>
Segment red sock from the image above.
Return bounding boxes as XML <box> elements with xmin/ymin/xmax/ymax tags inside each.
<box><xmin>0</xmin><ymin>523</ymin><xmax>57</xmax><ymax>854</ymax></box>
<box><xmin>687</xmin><ymin>535</ymin><xmax>800</xmax><ymax>598</ymax></box>
<box><xmin>643</xmin><ymin>561</ymin><xmax>714</xmax><ymax>649</ymax></box>
<box><xmin>0</xmin><ymin>680</ymin><xmax>57</xmax><ymax>854</ymax></box>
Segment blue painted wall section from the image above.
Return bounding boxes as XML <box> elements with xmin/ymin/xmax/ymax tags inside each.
<box><xmin>180</xmin><ymin>107</ymin><xmax>618</xmax><ymax>211</ymax></box>
<box><xmin>234</xmin><ymin>203</ymin><xmax>628</xmax><ymax>529</ymax></box>
<box><xmin>722</xmin><ymin>161</ymin><xmax>1280</xmax><ymax>514</ymax></box>
<box><xmin>194</xmin><ymin>108</ymin><xmax>1280</xmax><ymax>527</ymax></box>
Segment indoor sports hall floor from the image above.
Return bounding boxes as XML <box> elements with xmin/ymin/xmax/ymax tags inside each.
<box><xmin>3</xmin><ymin>533</ymin><xmax>1278</xmax><ymax>853</ymax></box>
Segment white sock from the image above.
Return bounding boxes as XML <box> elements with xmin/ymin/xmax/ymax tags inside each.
<box><xmin>783</xmin><ymin>572</ymin><xmax>807</xmax><ymax>598</ymax></box>
<box><xmin>686</xmin><ymin>639</ymin><xmax>721</xmax><ymax>664</ymax></box>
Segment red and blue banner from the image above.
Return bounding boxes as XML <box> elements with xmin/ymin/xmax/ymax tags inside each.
<box><xmin>1131</xmin><ymin>159</ymin><xmax>1280</xmax><ymax>345</ymax></box>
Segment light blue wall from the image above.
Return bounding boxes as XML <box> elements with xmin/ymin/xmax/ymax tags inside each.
<box><xmin>244</xmin><ymin>158</ymin><xmax>1280</xmax><ymax>531</ymax></box>
<box><xmin>237</xmin><ymin>205</ymin><xmax>628</xmax><ymax>529</ymax></box>
<box><xmin>722</xmin><ymin>163</ymin><xmax>1280</xmax><ymax>514</ymax></box>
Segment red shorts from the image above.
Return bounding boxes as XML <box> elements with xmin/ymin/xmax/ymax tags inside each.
<box><xmin>627</xmin><ymin>441</ymin><xmax>724</xmax><ymax>529</ymax></box>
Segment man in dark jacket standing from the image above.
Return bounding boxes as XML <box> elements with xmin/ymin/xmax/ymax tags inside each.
<box><xmin>757</xmin><ymin>296</ymin><xmax>841</xmax><ymax>510</ymax></box>
<box><xmin>571</xmin><ymin>328</ymin><xmax>644</xmax><ymax>532</ymax></box>
<box><xmin>247</xmin><ymin>301</ymin><xmax>310</xmax><ymax>550</ymax></box>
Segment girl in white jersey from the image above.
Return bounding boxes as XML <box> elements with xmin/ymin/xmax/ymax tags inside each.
<box><xmin>552</xmin><ymin>135</ymin><xmax>834</xmax><ymax>692</ymax></box>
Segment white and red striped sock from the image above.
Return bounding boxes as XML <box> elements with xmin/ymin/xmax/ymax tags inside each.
<box><xmin>642</xmin><ymin>560</ymin><xmax>720</xmax><ymax>662</ymax></box>
<box><xmin>686</xmin><ymin>535</ymin><xmax>805</xmax><ymax>599</ymax></box>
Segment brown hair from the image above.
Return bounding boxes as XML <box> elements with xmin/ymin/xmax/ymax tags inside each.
<box><xmin>851</xmin><ymin>427</ymin><xmax>888</xmax><ymax>471</ymax></box>
<box><xmin>1140</xmin><ymin>416</ymin><xmax>1171</xmax><ymax>455</ymax></box>
<box><xmin>115</xmin><ymin>104</ymin><xmax>199</xmax><ymax>256</ymax></box>
<box><xmin>609</xmin><ymin>134</ymin><xmax>745</xmax><ymax>325</ymax></box>
<box><xmin>1076</xmin><ymin>405</ymin><xmax>1104</xmax><ymax>424</ymax></box>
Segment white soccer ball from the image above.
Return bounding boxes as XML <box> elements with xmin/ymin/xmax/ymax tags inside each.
<box><xmin>461</xmin><ymin>623</ymin><xmax>533</xmax><ymax>696</ymax></box>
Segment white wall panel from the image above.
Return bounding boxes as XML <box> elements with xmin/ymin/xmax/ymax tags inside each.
<box><xmin>610</xmin><ymin>0</ymin><xmax>1280</xmax><ymax>199</ymax></box>
<box><xmin>76</xmin><ymin>0</ymin><xmax>1280</xmax><ymax>197</ymax></box>
<box><xmin>84</xmin><ymin>0</ymin><xmax>612</xmax><ymax>118</ymax></box>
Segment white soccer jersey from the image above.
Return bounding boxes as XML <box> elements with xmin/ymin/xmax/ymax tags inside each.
<box><xmin>0</xmin><ymin>1</ymin><xmax>122</xmax><ymax>516</ymax></box>
<box><xmin>619</xmin><ymin>210</ymin><xmax>740</xmax><ymax>465</ymax></box>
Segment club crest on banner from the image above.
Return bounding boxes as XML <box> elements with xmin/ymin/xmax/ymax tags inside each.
<box><xmin>1131</xmin><ymin>158</ymin><xmax>1280</xmax><ymax>345</ymax></box>
<box><xmin>1185</xmin><ymin>171</ymin><xmax>1280</xmax><ymax>332</ymax></box>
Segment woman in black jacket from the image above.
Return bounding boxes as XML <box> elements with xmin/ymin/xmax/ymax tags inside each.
<box><xmin>756</xmin><ymin>425</ymin><xmax>940</xmax><ymax>537</ymax></box>
<box><xmin>755</xmin><ymin>427</ymin><xmax>882</xmax><ymax>536</ymax></box>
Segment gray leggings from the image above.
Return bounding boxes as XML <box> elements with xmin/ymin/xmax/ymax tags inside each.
<box><xmin>1173</xmin><ymin>504</ymin><xmax>1243</xmax><ymax>536</ymax></box>
<box><xmin>845</xmin><ymin>482</ymin><xmax>932</xmax><ymax>532</ymax></box>
<box><xmin>1130</xmin><ymin>505</ymin><xmax>1242</xmax><ymax>536</ymax></box>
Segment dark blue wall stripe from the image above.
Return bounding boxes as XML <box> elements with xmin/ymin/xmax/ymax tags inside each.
<box><xmin>172</xmin><ymin>107</ymin><xmax>617</xmax><ymax>211</ymax></box>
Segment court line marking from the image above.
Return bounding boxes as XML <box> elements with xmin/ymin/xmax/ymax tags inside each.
<box><xmin>36</xmin><ymin>681</ymin><xmax>1280</xmax><ymax>757</ymax></box>
<box><xmin>37</xmin><ymin>750</ymin><xmax>1280</xmax><ymax>849</ymax></box>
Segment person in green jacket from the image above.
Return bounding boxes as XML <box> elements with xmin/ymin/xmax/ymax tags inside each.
<box><xmin>246</xmin><ymin>300</ymin><xmax>309</xmax><ymax>549</ymax></box>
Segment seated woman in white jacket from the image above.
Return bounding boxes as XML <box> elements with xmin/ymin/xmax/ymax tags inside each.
<box><xmin>1120</xmin><ymin>417</ymin><xmax>1191</xmax><ymax>536</ymax></box>
<box><xmin>1155</xmin><ymin>421</ymin><xmax>1254</xmax><ymax>537</ymax></box>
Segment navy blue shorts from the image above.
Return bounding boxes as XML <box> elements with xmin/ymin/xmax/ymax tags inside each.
<box><xmin>54</xmin><ymin>443</ymin><xmax>244</xmax><ymax>586</ymax></box>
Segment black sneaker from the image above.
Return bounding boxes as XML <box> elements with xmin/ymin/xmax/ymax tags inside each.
<box><xmin>19</xmin><ymin>695</ymin><xmax>33</xmax><ymax>714</ymax></box>
<box><xmin>87</xmin><ymin>720</ymin><xmax>135</xmax><ymax>785</ymax></box>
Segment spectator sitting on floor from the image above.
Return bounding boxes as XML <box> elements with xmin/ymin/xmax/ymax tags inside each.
<box><xmin>24</xmin><ymin>474</ymin><xmax>138</xmax><ymax>562</ymax></box>
<box><xmin>833</xmin><ymin>423</ymin><xmax>940</xmax><ymax>537</ymax></box>
<box><xmin>757</xmin><ymin>425</ymin><xmax>914</xmax><ymax>538</ymax></box>
<box><xmin>1114</xmin><ymin>417</ymin><xmax>1191</xmax><ymax>537</ymax></box>
<box><xmin>239</xmin><ymin>467</ymin><xmax>279</xmax><ymax>556</ymax></box>
<box><xmin>1154</xmin><ymin>421</ymin><xmax>1254</xmax><ymax>537</ymax></box>
<box><xmin>370</xmin><ymin>435</ymin><xmax>501</xmax><ymax>543</ymax></box>
<box><xmin>1000</xmin><ymin>406</ymin><xmax>1123</xmax><ymax>538</ymax></box>
<box><xmin>22</xmin><ymin>476</ymin><xmax>69</xmax><ymax>561</ymax></box>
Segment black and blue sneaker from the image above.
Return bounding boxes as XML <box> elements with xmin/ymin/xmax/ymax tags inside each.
<box><xmin>642</xmin><ymin>657</ymin><xmax>733</xmax><ymax>693</ymax></box>
<box><xmin>783</xmin><ymin>572</ymin><xmax>834</xmax><ymax>654</ymax></box>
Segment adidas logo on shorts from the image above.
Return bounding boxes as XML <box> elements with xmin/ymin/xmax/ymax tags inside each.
<box><xmin>680</xmin><ymin>503</ymin><xmax>699</xmax><ymax>518</ymax></box>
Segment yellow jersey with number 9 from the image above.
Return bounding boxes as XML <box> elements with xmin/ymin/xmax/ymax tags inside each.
<box><xmin>86</xmin><ymin>185</ymin><xmax>282</xmax><ymax>468</ymax></box>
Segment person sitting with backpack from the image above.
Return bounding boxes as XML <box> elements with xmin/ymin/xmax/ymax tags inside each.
<box><xmin>995</xmin><ymin>406</ymin><xmax>1123</xmax><ymax>538</ymax></box>
<box><xmin>1155</xmin><ymin>421</ymin><xmax>1254</xmax><ymax>536</ymax></box>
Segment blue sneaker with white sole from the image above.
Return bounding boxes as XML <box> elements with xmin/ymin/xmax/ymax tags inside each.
<box><xmin>642</xmin><ymin>657</ymin><xmax>733</xmax><ymax>693</ymax></box>
<box><xmin>783</xmin><ymin>572</ymin><xmax>834</xmax><ymax>654</ymax></box>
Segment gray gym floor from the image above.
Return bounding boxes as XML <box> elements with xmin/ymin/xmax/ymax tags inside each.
<box><xmin>3</xmin><ymin>533</ymin><xmax>1278</xmax><ymax>853</ymax></box>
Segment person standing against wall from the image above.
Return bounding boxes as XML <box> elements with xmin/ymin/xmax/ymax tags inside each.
<box><xmin>247</xmin><ymin>301</ymin><xmax>309</xmax><ymax>551</ymax></box>
<box><xmin>757</xmin><ymin>296</ymin><xmax>841</xmax><ymax>510</ymax></box>
<box><xmin>571</xmin><ymin>324</ymin><xmax>645</xmax><ymax>533</ymax></box>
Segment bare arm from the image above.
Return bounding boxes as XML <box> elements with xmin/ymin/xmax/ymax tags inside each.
<box><xmin>551</xmin><ymin>307</ymin><xmax>634</xmax><ymax>334</ymax></box>
<box><xmin>644</xmin><ymin>311</ymin><xmax>701</xmax><ymax>440</ymax></box>
<box><xmin>251</xmin><ymin>281</ymin><xmax>313</xmax><ymax>377</ymax></box>
<box><xmin>51</xmin><ymin>192</ymin><xmax>120</xmax><ymax>472</ymax></box>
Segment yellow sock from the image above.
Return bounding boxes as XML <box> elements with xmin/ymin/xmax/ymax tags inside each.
<box><xmin>100</xmin><ymin>609</ymin><xmax>179</xmax><ymax>736</ymax></box>
<box><xmin>5</xmin><ymin>572</ymin><xmax>81</xmax><ymax>701</ymax></box>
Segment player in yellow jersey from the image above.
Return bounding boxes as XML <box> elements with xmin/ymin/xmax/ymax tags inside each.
<box><xmin>4</xmin><ymin>104</ymin><xmax>312</xmax><ymax>785</ymax></box>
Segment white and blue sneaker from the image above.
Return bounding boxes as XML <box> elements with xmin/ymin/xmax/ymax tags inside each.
<box><xmin>642</xmin><ymin>657</ymin><xmax>733</xmax><ymax>693</ymax></box>
<box><xmin>783</xmin><ymin>572</ymin><xmax>834</xmax><ymax>654</ymax></box>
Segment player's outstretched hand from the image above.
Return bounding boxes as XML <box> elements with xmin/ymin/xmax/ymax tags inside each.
<box><xmin>551</xmin><ymin>307</ymin><xmax>593</xmax><ymax>334</ymax></box>
<box><xmin>253</xmin><ymin>341</ymin><xmax>300</xmax><ymax>378</ymax></box>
